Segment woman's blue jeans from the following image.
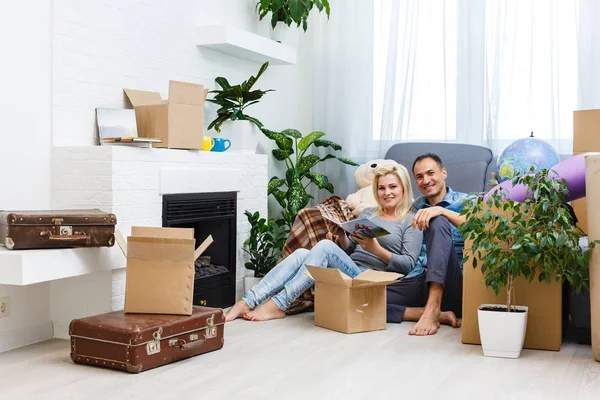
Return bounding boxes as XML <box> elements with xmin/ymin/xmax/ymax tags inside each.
<box><xmin>242</xmin><ymin>240</ymin><xmax>368</xmax><ymax>311</ymax></box>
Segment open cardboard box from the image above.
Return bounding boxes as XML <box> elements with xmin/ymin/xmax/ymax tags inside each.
<box><xmin>115</xmin><ymin>227</ymin><xmax>213</xmax><ymax>316</ymax></box>
<box><xmin>124</xmin><ymin>80</ymin><xmax>208</xmax><ymax>150</ymax></box>
<box><xmin>306</xmin><ymin>265</ymin><xmax>402</xmax><ymax>334</ymax></box>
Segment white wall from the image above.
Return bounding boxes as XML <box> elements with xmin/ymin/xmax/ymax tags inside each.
<box><xmin>0</xmin><ymin>0</ymin><xmax>311</xmax><ymax>351</ymax></box>
<box><xmin>0</xmin><ymin>0</ymin><xmax>53</xmax><ymax>351</ymax></box>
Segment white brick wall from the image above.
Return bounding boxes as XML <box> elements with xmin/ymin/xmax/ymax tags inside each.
<box><xmin>52</xmin><ymin>0</ymin><xmax>279</xmax><ymax>146</ymax></box>
<box><xmin>52</xmin><ymin>145</ymin><xmax>268</xmax><ymax>321</ymax></box>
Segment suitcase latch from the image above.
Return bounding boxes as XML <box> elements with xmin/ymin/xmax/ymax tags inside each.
<box><xmin>146</xmin><ymin>328</ymin><xmax>162</xmax><ymax>355</ymax></box>
<box><xmin>205</xmin><ymin>314</ymin><xmax>217</xmax><ymax>339</ymax></box>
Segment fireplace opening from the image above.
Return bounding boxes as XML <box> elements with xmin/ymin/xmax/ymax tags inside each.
<box><xmin>162</xmin><ymin>191</ymin><xmax>236</xmax><ymax>309</ymax></box>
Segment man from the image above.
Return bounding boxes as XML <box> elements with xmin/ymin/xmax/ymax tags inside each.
<box><xmin>386</xmin><ymin>153</ymin><xmax>471</xmax><ymax>336</ymax></box>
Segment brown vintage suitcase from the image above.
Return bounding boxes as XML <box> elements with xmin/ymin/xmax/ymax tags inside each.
<box><xmin>69</xmin><ymin>306</ymin><xmax>225</xmax><ymax>373</ymax></box>
<box><xmin>0</xmin><ymin>209</ymin><xmax>116</xmax><ymax>250</ymax></box>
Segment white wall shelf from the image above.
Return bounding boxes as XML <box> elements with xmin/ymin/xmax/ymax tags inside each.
<box><xmin>196</xmin><ymin>25</ymin><xmax>296</xmax><ymax>65</ymax></box>
<box><xmin>0</xmin><ymin>246</ymin><xmax>124</xmax><ymax>285</ymax></box>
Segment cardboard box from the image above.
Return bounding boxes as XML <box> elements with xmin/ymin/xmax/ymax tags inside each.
<box><xmin>116</xmin><ymin>227</ymin><xmax>212</xmax><ymax>316</ymax></box>
<box><xmin>585</xmin><ymin>154</ymin><xmax>600</xmax><ymax>361</ymax></box>
<box><xmin>572</xmin><ymin>197</ymin><xmax>588</xmax><ymax>234</ymax></box>
<box><xmin>462</xmin><ymin>239</ymin><xmax>563</xmax><ymax>351</ymax></box>
<box><xmin>124</xmin><ymin>81</ymin><xmax>208</xmax><ymax>150</ymax></box>
<box><xmin>306</xmin><ymin>266</ymin><xmax>402</xmax><ymax>334</ymax></box>
<box><xmin>573</xmin><ymin>109</ymin><xmax>600</xmax><ymax>154</ymax></box>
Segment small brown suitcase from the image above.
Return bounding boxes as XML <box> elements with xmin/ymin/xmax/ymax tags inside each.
<box><xmin>69</xmin><ymin>306</ymin><xmax>225</xmax><ymax>373</ymax></box>
<box><xmin>0</xmin><ymin>209</ymin><xmax>116</xmax><ymax>250</ymax></box>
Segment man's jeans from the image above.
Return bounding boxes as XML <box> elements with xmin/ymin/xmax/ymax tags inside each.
<box><xmin>243</xmin><ymin>240</ymin><xmax>368</xmax><ymax>311</ymax></box>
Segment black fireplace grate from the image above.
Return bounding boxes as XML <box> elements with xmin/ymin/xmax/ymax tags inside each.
<box><xmin>165</xmin><ymin>197</ymin><xmax>235</xmax><ymax>223</ymax></box>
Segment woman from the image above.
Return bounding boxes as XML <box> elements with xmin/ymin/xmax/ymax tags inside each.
<box><xmin>226</xmin><ymin>163</ymin><xmax>424</xmax><ymax>322</ymax></box>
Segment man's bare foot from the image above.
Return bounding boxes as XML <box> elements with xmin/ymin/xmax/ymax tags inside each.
<box><xmin>225</xmin><ymin>300</ymin><xmax>252</xmax><ymax>322</ymax></box>
<box><xmin>439</xmin><ymin>311</ymin><xmax>461</xmax><ymax>328</ymax></box>
<box><xmin>409</xmin><ymin>307</ymin><xmax>441</xmax><ymax>336</ymax></box>
<box><xmin>243</xmin><ymin>300</ymin><xmax>285</xmax><ymax>322</ymax></box>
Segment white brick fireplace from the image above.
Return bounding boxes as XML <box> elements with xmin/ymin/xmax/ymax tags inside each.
<box><xmin>49</xmin><ymin>145</ymin><xmax>267</xmax><ymax>338</ymax></box>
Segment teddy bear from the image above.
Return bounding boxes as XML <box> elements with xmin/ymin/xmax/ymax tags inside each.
<box><xmin>346</xmin><ymin>159</ymin><xmax>399</xmax><ymax>217</ymax></box>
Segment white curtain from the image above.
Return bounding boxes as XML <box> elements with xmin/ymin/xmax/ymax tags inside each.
<box><xmin>307</xmin><ymin>0</ymin><xmax>376</xmax><ymax>201</ymax></box>
<box><xmin>375</xmin><ymin>0</ymin><xmax>580</xmax><ymax>156</ymax></box>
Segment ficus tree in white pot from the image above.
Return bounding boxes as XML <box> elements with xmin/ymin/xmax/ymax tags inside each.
<box><xmin>459</xmin><ymin>168</ymin><xmax>597</xmax><ymax>358</ymax></box>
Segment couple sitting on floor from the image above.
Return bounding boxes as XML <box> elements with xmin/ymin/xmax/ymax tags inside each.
<box><xmin>227</xmin><ymin>153</ymin><xmax>470</xmax><ymax>336</ymax></box>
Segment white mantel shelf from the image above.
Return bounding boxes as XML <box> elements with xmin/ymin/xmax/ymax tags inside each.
<box><xmin>196</xmin><ymin>25</ymin><xmax>297</xmax><ymax>65</ymax></box>
<box><xmin>0</xmin><ymin>246</ymin><xmax>125</xmax><ymax>285</ymax></box>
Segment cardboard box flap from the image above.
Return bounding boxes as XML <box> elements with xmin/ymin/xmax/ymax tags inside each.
<box><xmin>194</xmin><ymin>235</ymin><xmax>213</xmax><ymax>260</ymax></box>
<box><xmin>131</xmin><ymin>226</ymin><xmax>193</xmax><ymax>239</ymax></box>
<box><xmin>168</xmin><ymin>80</ymin><xmax>205</xmax><ymax>106</ymax></box>
<box><xmin>127</xmin><ymin>236</ymin><xmax>195</xmax><ymax>262</ymax></box>
<box><xmin>351</xmin><ymin>270</ymin><xmax>403</xmax><ymax>288</ymax></box>
<box><xmin>305</xmin><ymin>265</ymin><xmax>352</xmax><ymax>287</ymax></box>
<box><xmin>124</xmin><ymin>88</ymin><xmax>163</xmax><ymax>107</ymax></box>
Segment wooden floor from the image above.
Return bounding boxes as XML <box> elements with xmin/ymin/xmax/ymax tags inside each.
<box><xmin>1</xmin><ymin>312</ymin><xmax>599</xmax><ymax>399</ymax></box>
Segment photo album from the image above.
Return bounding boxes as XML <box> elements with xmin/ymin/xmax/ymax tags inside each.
<box><xmin>323</xmin><ymin>215</ymin><xmax>391</xmax><ymax>238</ymax></box>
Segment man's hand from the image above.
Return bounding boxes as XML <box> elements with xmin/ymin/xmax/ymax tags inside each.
<box><xmin>351</xmin><ymin>232</ymin><xmax>380</xmax><ymax>254</ymax></box>
<box><xmin>412</xmin><ymin>206</ymin><xmax>445</xmax><ymax>230</ymax></box>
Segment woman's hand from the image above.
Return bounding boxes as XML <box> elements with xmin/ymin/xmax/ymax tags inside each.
<box><xmin>326</xmin><ymin>224</ymin><xmax>350</xmax><ymax>249</ymax></box>
<box><xmin>351</xmin><ymin>232</ymin><xmax>380</xmax><ymax>254</ymax></box>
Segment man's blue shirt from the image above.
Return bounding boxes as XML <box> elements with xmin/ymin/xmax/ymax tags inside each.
<box><xmin>410</xmin><ymin>187</ymin><xmax>473</xmax><ymax>275</ymax></box>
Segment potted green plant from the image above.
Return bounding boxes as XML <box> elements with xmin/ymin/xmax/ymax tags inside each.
<box><xmin>459</xmin><ymin>168</ymin><xmax>597</xmax><ymax>358</ymax></box>
<box><xmin>242</xmin><ymin>210</ymin><xmax>288</xmax><ymax>291</ymax></box>
<box><xmin>256</xmin><ymin>0</ymin><xmax>331</xmax><ymax>41</ymax></box>
<box><xmin>206</xmin><ymin>62</ymin><xmax>273</xmax><ymax>153</ymax></box>
<box><xmin>261</xmin><ymin>127</ymin><xmax>358</xmax><ymax>227</ymax></box>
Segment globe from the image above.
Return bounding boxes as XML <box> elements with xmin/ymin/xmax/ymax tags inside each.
<box><xmin>496</xmin><ymin>133</ymin><xmax>561</xmax><ymax>183</ymax></box>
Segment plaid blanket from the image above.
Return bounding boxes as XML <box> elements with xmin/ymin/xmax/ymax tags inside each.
<box><xmin>283</xmin><ymin>196</ymin><xmax>354</xmax><ymax>315</ymax></box>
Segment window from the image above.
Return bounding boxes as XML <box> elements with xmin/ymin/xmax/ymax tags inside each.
<box><xmin>373</xmin><ymin>0</ymin><xmax>579</xmax><ymax>154</ymax></box>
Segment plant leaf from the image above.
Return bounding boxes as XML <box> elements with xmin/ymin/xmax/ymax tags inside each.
<box><xmin>215</xmin><ymin>77</ymin><xmax>232</xmax><ymax>90</ymax></box>
<box><xmin>322</xmin><ymin>0</ymin><xmax>331</xmax><ymax>17</ymax></box>
<box><xmin>306</xmin><ymin>172</ymin><xmax>334</xmax><ymax>192</ymax></box>
<box><xmin>261</xmin><ymin>128</ymin><xmax>294</xmax><ymax>151</ymax></box>
<box><xmin>267</xmin><ymin>177</ymin><xmax>286</xmax><ymax>194</ymax></box>
<box><xmin>298</xmin><ymin>131</ymin><xmax>325</xmax><ymax>151</ymax></box>
<box><xmin>273</xmin><ymin>148</ymin><xmax>294</xmax><ymax>161</ymax></box>
<box><xmin>281</xmin><ymin>128</ymin><xmax>303</xmax><ymax>139</ymax></box>
<box><xmin>313</xmin><ymin>139</ymin><xmax>342</xmax><ymax>151</ymax></box>
<box><xmin>336</xmin><ymin>156</ymin><xmax>360</xmax><ymax>166</ymax></box>
<box><xmin>298</xmin><ymin>155</ymin><xmax>320</xmax><ymax>171</ymax></box>
<box><xmin>289</xmin><ymin>0</ymin><xmax>311</xmax><ymax>22</ymax></box>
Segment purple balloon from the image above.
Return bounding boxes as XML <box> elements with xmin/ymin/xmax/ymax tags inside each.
<box><xmin>483</xmin><ymin>152</ymin><xmax>600</xmax><ymax>202</ymax></box>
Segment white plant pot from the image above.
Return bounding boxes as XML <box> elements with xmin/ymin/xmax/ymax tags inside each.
<box><xmin>219</xmin><ymin>120</ymin><xmax>259</xmax><ymax>154</ymax></box>
<box><xmin>270</xmin><ymin>24</ymin><xmax>291</xmax><ymax>43</ymax></box>
<box><xmin>244</xmin><ymin>276</ymin><xmax>262</xmax><ymax>293</ymax></box>
<box><xmin>478</xmin><ymin>304</ymin><xmax>529</xmax><ymax>359</ymax></box>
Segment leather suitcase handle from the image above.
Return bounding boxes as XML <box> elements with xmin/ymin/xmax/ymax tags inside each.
<box><xmin>171</xmin><ymin>336</ymin><xmax>206</xmax><ymax>351</ymax></box>
<box><xmin>43</xmin><ymin>233</ymin><xmax>89</xmax><ymax>242</ymax></box>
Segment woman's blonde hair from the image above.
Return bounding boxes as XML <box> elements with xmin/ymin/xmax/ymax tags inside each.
<box><xmin>371</xmin><ymin>162</ymin><xmax>413</xmax><ymax>220</ymax></box>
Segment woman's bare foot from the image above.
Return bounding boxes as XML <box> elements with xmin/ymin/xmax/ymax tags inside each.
<box><xmin>225</xmin><ymin>300</ymin><xmax>252</xmax><ymax>322</ymax></box>
<box><xmin>409</xmin><ymin>307</ymin><xmax>441</xmax><ymax>336</ymax></box>
<box><xmin>439</xmin><ymin>311</ymin><xmax>461</xmax><ymax>328</ymax></box>
<box><xmin>243</xmin><ymin>300</ymin><xmax>286</xmax><ymax>322</ymax></box>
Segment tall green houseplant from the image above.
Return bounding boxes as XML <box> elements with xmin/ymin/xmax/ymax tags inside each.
<box><xmin>257</xmin><ymin>0</ymin><xmax>331</xmax><ymax>31</ymax></box>
<box><xmin>206</xmin><ymin>62</ymin><xmax>273</xmax><ymax>133</ymax></box>
<box><xmin>459</xmin><ymin>168</ymin><xmax>597</xmax><ymax>312</ymax></box>
<box><xmin>261</xmin><ymin>127</ymin><xmax>358</xmax><ymax>227</ymax></box>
